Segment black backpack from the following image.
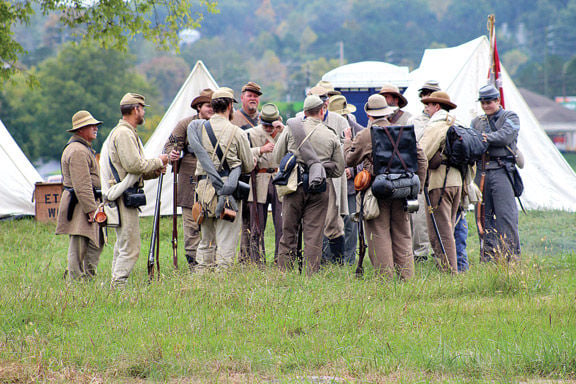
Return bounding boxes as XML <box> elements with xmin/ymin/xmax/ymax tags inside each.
<box><xmin>443</xmin><ymin>124</ymin><xmax>487</xmax><ymax>172</ymax></box>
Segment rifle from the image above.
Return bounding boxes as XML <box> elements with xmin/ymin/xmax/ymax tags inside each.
<box><xmin>355</xmin><ymin>190</ymin><xmax>367</xmax><ymax>277</ymax></box>
<box><xmin>249</xmin><ymin>168</ymin><xmax>265</xmax><ymax>263</ymax></box>
<box><xmin>476</xmin><ymin>153</ymin><xmax>487</xmax><ymax>262</ymax></box>
<box><xmin>172</xmin><ymin>156</ymin><xmax>179</xmax><ymax>269</ymax></box>
<box><xmin>148</xmin><ymin>172</ymin><xmax>163</xmax><ymax>280</ymax></box>
<box><xmin>423</xmin><ymin>180</ymin><xmax>450</xmax><ymax>270</ymax></box>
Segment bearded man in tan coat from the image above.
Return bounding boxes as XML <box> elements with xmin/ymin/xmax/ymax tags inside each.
<box><xmin>56</xmin><ymin>111</ymin><xmax>105</xmax><ymax>279</ymax></box>
<box><xmin>100</xmin><ymin>93</ymin><xmax>169</xmax><ymax>287</ymax></box>
<box><xmin>245</xmin><ymin>103</ymin><xmax>284</xmax><ymax>264</ymax></box>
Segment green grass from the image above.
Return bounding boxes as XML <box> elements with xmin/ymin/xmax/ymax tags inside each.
<box><xmin>0</xmin><ymin>212</ymin><xmax>575</xmax><ymax>383</ymax></box>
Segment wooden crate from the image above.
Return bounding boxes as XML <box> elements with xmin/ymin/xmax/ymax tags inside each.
<box><xmin>34</xmin><ymin>182</ymin><xmax>63</xmax><ymax>222</ymax></box>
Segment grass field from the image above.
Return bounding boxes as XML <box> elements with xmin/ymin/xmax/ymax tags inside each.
<box><xmin>1</xmin><ymin>211</ymin><xmax>575</xmax><ymax>383</ymax></box>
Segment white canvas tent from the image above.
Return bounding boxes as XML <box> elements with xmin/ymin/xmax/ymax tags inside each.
<box><xmin>0</xmin><ymin>119</ymin><xmax>43</xmax><ymax>217</ymax></box>
<box><xmin>404</xmin><ymin>36</ymin><xmax>576</xmax><ymax>211</ymax></box>
<box><xmin>141</xmin><ymin>60</ymin><xmax>218</xmax><ymax>216</ymax></box>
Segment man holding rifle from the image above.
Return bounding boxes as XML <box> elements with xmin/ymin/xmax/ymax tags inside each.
<box><xmin>472</xmin><ymin>85</ymin><xmax>521</xmax><ymax>262</ymax></box>
<box><xmin>419</xmin><ymin>91</ymin><xmax>462</xmax><ymax>274</ymax></box>
<box><xmin>100</xmin><ymin>93</ymin><xmax>168</xmax><ymax>287</ymax></box>
<box><xmin>165</xmin><ymin>89</ymin><xmax>214</xmax><ymax>270</ymax></box>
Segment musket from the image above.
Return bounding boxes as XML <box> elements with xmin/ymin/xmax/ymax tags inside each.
<box><xmin>476</xmin><ymin>153</ymin><xmax>487</xmax><ymax>262</ymax></box>
<box><xmin>355</xmin><ymin>190</ymin><xmax>367</xmax><ymax>277</ymax></box>
<box><xmin>148</xmin><ymin>172</ymin><xmax>163</xmax><ymax>280</ymax></box>
<box><xmin>249</xmin><ymin>168</ymin><xmax>264</xmax><ymax>263</ymax></box>
<box><xmin>423</xmin><ymin>181</ymin><xmax>450</xmax><ymax>270</ymax></box>
<box><xmin>172</xmin><ymin>156</ymin><xmax>179</xmax><ymax>269</ymax></box>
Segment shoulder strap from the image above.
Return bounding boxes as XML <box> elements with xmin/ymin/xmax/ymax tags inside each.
<box><xmin>109</xmin><ymin>158</ymin><xmax>121</xmax><ymax>183</ymax></box>
<box><xmin>379</xmin><ymin>125</ymin><xmax>409</xmax><ymax>173</ymax></box>
<box><xmin>240</xmin><ymin>109</ymin><xmax>259</xmax><ymax>128</ymax></box>
<box><xmin>296</xmin><ymin>124</ymin><xmax>318</xmax><ymax>151</ymax></box>
<box><xmin>203</xmin><ymin>121</ymin><xmax>235</xmax><ymax>173</ymax></box>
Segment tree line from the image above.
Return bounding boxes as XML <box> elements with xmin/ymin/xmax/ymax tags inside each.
<box><xmin>2</xmin><ymin>0</ymin><xmax>576</xmax><ymax>162</ymax></box>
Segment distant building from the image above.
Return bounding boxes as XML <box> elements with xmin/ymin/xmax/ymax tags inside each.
<box><xmin>520</xmin><ymin>88</ymin><xmax>576</xmax><ymax>152</ymax></box>
<box><xmin>322</xmin><ymin>61</ymin><xmax>410</xmax><ymax>127</ymax></box>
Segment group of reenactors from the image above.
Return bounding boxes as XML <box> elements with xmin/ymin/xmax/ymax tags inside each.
<box><xmin>56</xmin><ymin>78</ymin><xmax>521</xmax><ymax>285</ymax></box>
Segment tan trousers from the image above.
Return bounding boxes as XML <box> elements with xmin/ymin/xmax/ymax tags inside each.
<box><xmin>111</xmin><ymin>200</ymin><xmax>141</xmax><ymax>286</ymax></box>
<box><xmin>277</xmin><ymin>186</ymin><xmax>328</xmax><ymax>275</ymax></box>
<box><xmin>411</xmin><ymin>192</ymin><xmax>431</xmax><ymax>258</ymax></box>
<box><xmin>67</xmin><ymin>235</ymin><xmax>103</xmax><ymax>279</ymax></box>
<box><xmin>323</xmin><ymin>179</ymin><xmax>345</xmax><ymax>239</ymax></box>
<box><xmin>181</xmin><ymin>207</ymin><xmax>201</xmax><ymax>265</ymax></box>
<box><xmin>196</xmin><ymin>204</ymin><xmax>242</xmax><ymax>272</ymax></box>
<box><xmin>364</xmin><ymin>198</ymin><xmax>414</xmax><ymax>279</ymax></box>
<box><xmin>426</xmin><ymin>186</ymin><xmax>461</xmax><ymax>273</ymax></box>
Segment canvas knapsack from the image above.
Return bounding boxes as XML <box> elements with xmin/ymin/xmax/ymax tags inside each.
<box><xmin>370</xmin><ymin>125</ymin><xmax>420</xmax><ymax>201</ymax></box>
<box><xmin>443</xmin><ymin>124</ymin><xmax>487</xmax><ymax>172</ymax></box>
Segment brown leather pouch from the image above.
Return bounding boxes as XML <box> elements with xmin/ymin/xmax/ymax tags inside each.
<box><xmin>192</xmin><ymin>201</ymin><xmax>204</xmax><ymax>225</ymax></box>
<box><xmin>428</xmin><ymin>150</ymin><xmax>443</xmax><ymax>170</ymax></box>
<box><xmin>220</xmin><ymin>207</ymin><xmax>237</xmax><ymax>222</ymax></box>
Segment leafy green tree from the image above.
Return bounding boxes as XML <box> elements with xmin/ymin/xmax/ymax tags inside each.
<box><xmin>139</xmin><ymin>56</ymin><xmax>190</xmax><ymax>107</ymax></box>
<box><xmin>2</xmin><ymin>42</ymin><xmax>159</xmax><ymax>161</ymax></box>
<box><xmin>1</xmin><ymin>0</ymin><xmax>217</xmax><ymax>87</ymax></box>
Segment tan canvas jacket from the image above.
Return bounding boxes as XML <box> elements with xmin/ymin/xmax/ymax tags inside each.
<box><xmin>419</xmin><ymin>109</ymin><xmax>462</xmax><ymax>190</ymax></box>
<box><xmin>107</xmin><ymin>120</ymin><xmax>163</xmax><ymax>187</ymax></box>
<box><xmin>246</xmin><ymin>124</ymin><xmax>279</xmax><ymax>203</ymax></box>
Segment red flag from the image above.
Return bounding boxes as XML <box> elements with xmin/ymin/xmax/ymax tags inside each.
<box><xmin>488</xmin><ymin>15</ymin><xmax>505</xmax><ymax>108</ymax></box>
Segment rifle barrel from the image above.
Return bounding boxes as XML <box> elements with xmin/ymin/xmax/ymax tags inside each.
<box><xmin>148</xmin><ymin>172</ymin><xmax>164</xmax><ymax>280</ymax></box>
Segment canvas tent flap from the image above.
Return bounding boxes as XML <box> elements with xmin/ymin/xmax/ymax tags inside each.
<box><xmin>141</xmin><ymin>60</ymin><xmax>219</xmax><ymax>216</ymax></box>
<box><xmin>0</xmin><ymin>119</ymin><xmax>43</xmax><ymax>217</ymax></box>
<box><xmin>405</xmin><ymin>36</ymin><xmax>576</xmax><ymax>211</ymax></box>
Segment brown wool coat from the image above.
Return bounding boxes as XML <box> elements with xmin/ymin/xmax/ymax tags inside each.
<box><xmin>55</xmin><ymin>136</ymin><xmax>102</xmax><ymax>246</ymax></box>
<box><xmin>163</xmin><ymin>115</ymin><xmax>198</xmax><ymax>208</ymax></box>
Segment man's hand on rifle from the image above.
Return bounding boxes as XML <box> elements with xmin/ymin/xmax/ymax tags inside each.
<box><xmin>159</xmin><ymin>154</ymin><xmax>169</xmax><ymax>165</ymax></box>
<box><xmin>169</xmin><ymin>149</ymin><xmax>180</xmax><ymax>162</ymax></box>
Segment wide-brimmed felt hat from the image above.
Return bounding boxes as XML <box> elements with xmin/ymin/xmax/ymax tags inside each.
<box><xmin>421</xmin><ymin>91</ymin><xmax>457</xmax><ymax>110</ymax></box>
<box><xmin>212</xmin><ymin>87</ymin><xmax>238</xmax><ymax>103</ymax></box>
<box><xmin>477</xmin><ymin>84</ymin><xmax>500</xmax><ymax>101</ymax></box>
<box><xmin>308</xmin><ymin>85</ymin><xmax>328</xmax><ymax>98</ymax></box>
<box><xmin>260</xmin><ymin>103</ymin><xmax>280</xmax><ymax>123</ymax></box>
<box><xmin>364</xmin><ymin>94</ymin><xmax>397</xmax><ymax>117</ymax></box>
<box><xmin>316</xmin><ymin>80</ymin><xmax>341</xmax><ymax>96</ymax></box>
<box><xmin>241</xmin><ymin>81</ymin><xmax>262</xmax><ymax>96</ymax></box>
<box><xmin>418</xmin><ymin>80</ymin><xmax>441</xmax><ymax>92</ymax></box>
<box><xmin>191</xmin><ymin>88</ymin><xmax>214</xmax><ymax>110</ymax></box>
<box><xmin>120</xmin><ymin>93</ymin><xmax>149</xmax><ymax>107</ymax></box>
<box><xmin>378</xmin><ymin>84</ymin><xmax>408</xmax><ymax>108</ymax></box>
<box><xmin>68</xmin><ymin>110</ymin><xmax>102</xmax><ymax>132</ymax></box>
<box><xmin>328</xmin><ymin>95</ymin><xmax>356</xmax><ymax>115</ymax></box>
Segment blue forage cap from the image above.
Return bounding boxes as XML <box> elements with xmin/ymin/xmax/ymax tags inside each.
<box><xmin>478</xmin><ymin>85</ymin><xmax>500</xmax><ymax>101</ymax></box>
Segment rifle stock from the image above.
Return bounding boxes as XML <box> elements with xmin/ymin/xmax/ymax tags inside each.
<box><xmin>356</xmin><ymin>190</ymin><xmax>367</xmax><ymax>277</ymax></box>
<box><xmin>423</xmin><ymin>184</ymin><xmax>449</xmax><ymax>268</ymax></box>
